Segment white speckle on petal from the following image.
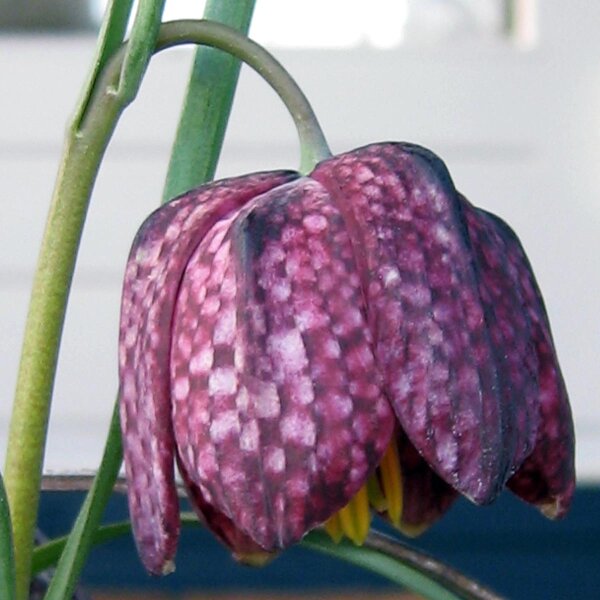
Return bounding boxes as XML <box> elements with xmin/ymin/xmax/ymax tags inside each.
<box><xmin>208</xmin><ymin>368</ymin><xmax>237</xmax><ymax>396</ymax></box>
<box><xmin>121</xmin><ymin>372</ymin><xmax>136</xmax><ymax>400</ymax></box>
<box><xmin>303</xmin><ymin>213</ymin><xmax>328</xmax><ymax>233</ymax></box>
<box><xmin>124</xmin><ymin>327</ymin><xmax>137</xmax><ymax>349</ymax></box>
<box><xmin>236</xmin><ymin>386</ymin><xmax>249</xmax><ymax>412</ymax></box>
<box><xmin>254</xmin><ymin>382</ymin><xmax>281</xmax><ymax>418</ymax></box>
<box><xmin>209</xmin><ymin>410</ymin><xmax>240</xmax><ymax>443</ymax></box>
<box><xmin>190</xmin><ymin>346</ymin><xmax>214</xmax><ymax>375</ymax></box>
<box><xmin>289</xmin><ymin>376</ymin><xmax>315</xmax><ymax>405</ymax></box>
<box><xmin>213</xmin><ymin>307</ymin><xmax>236</xmax><ymax>345</ymax></box>
<box><xmin>271</xmin><ymin>279</ymin><xmax>291</xmax><ymax>302</ymax></box>
<box><xmin>267</xmin><ymin>329</ymin><xmax>307</xmax><ymax>375</ymax></box>
<box><xmin>280</xmin><ymin>412</ymin><xmax>316</xmax><ymax>446</ymax></box>
<box><xmin>323</xmin><ymin>337</ymin><xmax>341</xmax><ymax>359</ymax></box>
<box><xmin>381</xmin><ymin>266</ymin><xmax>400</xmax><ymax>287</ymax></box>
<box><xmin>173</xmin><ymin>377</ymin><xmax>190</xmax><ymax>401</ymax></box>
<box><xmin>264</xmin><ymin>447</ymin><xmax>286</xmax><ymax>473</ymax></box>
<box><xmin>240</xmin><ymin>420</ymin><xmax>259</xmax><ymax>452</ymax></box>
<box><xmin>201</xmin><ymin>296</ymin><xmax>221</xmax><ymax>317</ymax></box>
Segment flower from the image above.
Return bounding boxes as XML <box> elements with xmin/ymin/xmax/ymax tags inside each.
<box><xmin>119</xmin><ymin>142</ymin><xmax>575</xmax><ymax>574</ymax></box>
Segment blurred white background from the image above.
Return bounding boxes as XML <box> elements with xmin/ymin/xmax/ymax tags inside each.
<box><xmin>0</xmin><ymin>0</ymin><xmax>598</xmax><ymax>483</ymax></box>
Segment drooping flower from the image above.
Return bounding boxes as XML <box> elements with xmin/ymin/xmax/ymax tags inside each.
<box><xmin>119</xmin><ymin>143</ymin><xmax>575</xmax><ymax>574</ymax></box>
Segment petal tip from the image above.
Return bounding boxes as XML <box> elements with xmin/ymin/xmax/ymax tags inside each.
<box><xmin>160</xmin><ymin>560</ymin><xmax>176</xmax><ymax>576</ymax></box>
<box><xmin>233</xmin><ymin>551</ymin><xmax>277</xmax><ymax>567</ymax></box>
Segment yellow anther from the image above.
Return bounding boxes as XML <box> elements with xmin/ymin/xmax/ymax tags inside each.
<box><xmin>396</xmin><ymin>520</ymin><xmax>429</xmax><ymax>538</ymax></box>
<box><xmin>234</xmin><ymin>551</ymin><xmax>275</xmax><ymax>567</ymax></box>
<box><xmin>337</xmin><ymin>483</ymin><xmax>371</xmax><ymax>545</ymax></box>
<box><xmin>324</xmin><ymin>512</ymin><xmax>344</xmax><ymax>543</ymax></box>
<box><xmin>379</xmin><ymin>437</ymin><xmax>403</xmax><ymax>527</ymax></box>
<box><xmin>366</xmin><ymin>472</ymin><xmax>388</xmax><ymax>512</ymax></box>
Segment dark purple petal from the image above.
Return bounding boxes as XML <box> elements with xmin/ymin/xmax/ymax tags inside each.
<box><xmin>478</xmin><ymin>212</ymin><xmax>575</xmax><ymax>517</ymax></box>
<box><xmin>170</xmin><ymin>177</ymin><xmax>394</xmax><ymax>551</ymax></box>
<box><xmin>461</xmin><ymin>200</ymin><xmax>540</xmax><ymax>476</ymax></box>
<box><xmin>395</xmin><ymin>430</ymin><xmax>458</xmax><ymax>535</ymax></box>
<box><xmin>312</xmin><ymin>143</ymin><xmax>540</xmax><ymax>504</ymax></box>
<box><xmin>119</xmin><ymin>171</ymin><xmax>297</xmax><ymax>573</ymax></box>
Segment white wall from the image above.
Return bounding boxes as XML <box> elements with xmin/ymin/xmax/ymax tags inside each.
<box><xmin>1</xmin><ymin>0</ymin><xmax>598</xmax><ymax>482</ymax></box>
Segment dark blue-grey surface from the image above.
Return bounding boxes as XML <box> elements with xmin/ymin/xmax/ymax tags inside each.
<box><xmin>38</xmin><ymin>486</ymin><xmax>600</xmax><ymax>599</ymax></box>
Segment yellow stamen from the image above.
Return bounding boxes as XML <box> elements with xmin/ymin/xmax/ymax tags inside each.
<box><xmin>396</xmin><ymin>521</ymin><xmax>430</xmax><ymax>538</ymax></box>
<box><xmin>324</xmin><ymin>511</ymin><xmax>344</xmax><ymax>543</ymax></box>
<box><xmin>234</xmin><ymin>551</ymin><xmax>275</xmax><ymax>567</ymax></box>
<box><xmin>366</xmin><ymin>472</ymin><xmax>388</xmax><ymax>512</ymax></box>
<box><xmin>337</xmin><ymin>483</ymin><xmax>371</xmax><ymax>545</ymax></box>
<box><xmin>323</xmin><ymin>437</ymin><xmax>404</xmax><ymax>545</ymax></box>
<box><xmin>379</xmin><ymin>437</ymin><xmax>403</xmax><ymax>527</ymax></box>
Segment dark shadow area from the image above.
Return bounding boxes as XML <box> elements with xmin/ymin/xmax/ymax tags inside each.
<box><xmin>38</xmin><ymin>485</ymin><xmax>600</xmax><ymax>599</ymax></box>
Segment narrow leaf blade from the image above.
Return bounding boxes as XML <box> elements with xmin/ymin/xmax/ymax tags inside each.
<box><xmin>43</xmin><ymin>405</ymin><xmax>122</xmax><ymax>600</ymax></box>
<box><xmin>0</xmin><ymin>472</ymin><xmax>16</xmax><ymax>600</ymax></box>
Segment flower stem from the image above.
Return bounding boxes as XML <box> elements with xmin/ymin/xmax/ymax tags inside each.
<box><xmin>3</xmin><ymin>96</ymin><xmax>125</xmax><ymax>600</ymax></box>
<box><xmin>303</xmin><ymin>530</ymin><xmax>504</xmax><ymax>600</ymax></box>
<box><xmin>162</xmin><ymin>1</ymin><xmax>257</xmax><ymax>201</ymax></box>
<box><xmin>154</xmin><ymin>20</ymin><xmax>331</xmax><ymax>175</ymax></box>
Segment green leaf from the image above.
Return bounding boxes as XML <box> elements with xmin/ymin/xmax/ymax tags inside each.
<box><xmin>0</xmin><ymin>472</ymin><xmax>15</xmax><ymax>600</ymax></box>
<box><xmin>42</xmin><ymin>405</ymin><xmax>123</xmax><ymax>600</ymax></box>
<box><xmin>117</xmin><ymin>0</ymin><xmax>166</xmax><ymax>104</ymax></box>
<box><xmin>73</xmin><ymin>0</ymin><xmax>135</xmax><ymax>131</ymax></box>
<box><xmin>301</xmin><ymin>530</ymin><xmax>502</xmax><ymax>600</ymax></box>
<box><xmin>34</xmin><ymin>516</ymin><xmax>499</xmax><ymax>600</ymax></box>
<box><xmin>162</xmin><ymin>0</ymin><xmax>257</xmax><ymax>201</ymax></box>
<box><xmin>33</xmin><ymin>514</ymin><xmax>201</xmax><ymax>575</ymax></box>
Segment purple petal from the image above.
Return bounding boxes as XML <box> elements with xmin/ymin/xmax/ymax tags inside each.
<box><xmin>395</xmin><ymin>430</ymin><xmax>458</xmax><ymax>535</ymax></box>
<box><xmin>119</xmin><ymin>171</ymin><xmax>297</xmax><ymax>573</ymax></box>
<box><xmin>480</xmin><ymin>212</ymin><xmax>575</xmax><ymax>517</ymax></box>
<box><xmin>312</xmin><ymin>143</ymin><xmax>540</xmax><ymax>504</ymax></box>
<box><xmin>171</xmin><ymin>177</ymin><xmax>394</xmax><ymax>551</ymax></box>
<box><xmin>176</xmin><ymin>451</ymin><xmax>271</xmax><ymax>560</ymax></box>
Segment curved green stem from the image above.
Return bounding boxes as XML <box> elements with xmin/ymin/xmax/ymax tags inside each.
<box><xmin>303</xmin><ymin>530</ymin><xmax>504</xmax><ymax>600</ymax></box>
<box><xmin>162</xmin><ymin>1</ymin><xmax>257</xmax><ymax>201</ymax></box>
<box><xmin>153</xmin><ymin>20</ymin><xmax>331</xmax><ymax>174</ymax></box>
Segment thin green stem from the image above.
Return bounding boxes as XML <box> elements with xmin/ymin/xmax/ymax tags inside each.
<box><xmin>155</xmin><ymin>20</ymin><xmax>330</xmax><ymax>175</ymax></box>
<box><xmin>162</xmin><ymin>0</ymin><xmax>257</xmax><ymax>201</ymax></box>
<box><xmin>302</xmin><ymin>530</ymin><xmax>503</xmax><ymax>600</ymax></box>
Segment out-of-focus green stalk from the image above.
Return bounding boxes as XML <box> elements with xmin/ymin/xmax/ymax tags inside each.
<box><xmin>0</xmin><ymin>472</ymin><xmax>15</xmax><ymax>600</ymax></box>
